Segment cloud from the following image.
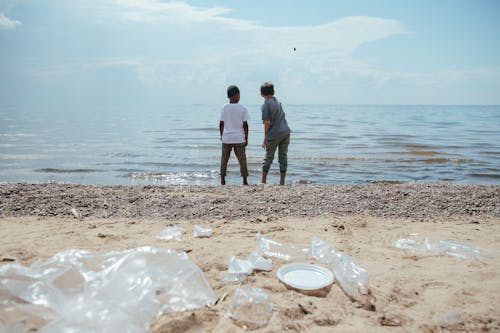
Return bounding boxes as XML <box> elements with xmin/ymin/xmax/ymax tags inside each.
<box><xmin>25</xmin><ymin>0</ymin><xmax>408</xmax><ymax>89</ymax></box>
<box><xmin>102</xmin><ymin>0</ymin><xmax>244</xmax><ymax>26</ymax></box>
<box><xmin>0</xmin><ymin>12</ymin><xmax>21</xmax><ymax>29</ymax></box>
<box><xmin>99</xmin><ymin>1</ymin><xmax>407</xmax><ymax>56</ymax></box>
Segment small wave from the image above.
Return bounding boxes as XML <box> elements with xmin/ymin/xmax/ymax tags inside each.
<box><xmin>370</xmin><ymin>180</ymin><xmax>407</xmax><ymax>184</ymax></box>
<box><xmin>387</xmin><ymin>150</ymin><xmax>441</xmax><ymax>156</ymax></box>
<box><xmin>403</xmin><ymin>143</ymin><xmax>436</xmax><ymax>149</ymax></box>
<box><xmin>35</xmin><ymin>168</ymin><xmax>101</xmax><ymax>173</ymax></box>
<box><xmin>300</xmin><ymin>137</ymin><xmax>337</xmax><ymax>142</ymax></box>
<box><xmin>478</xmin><ymin>151</ymin><xmax>500</xmax><ymax>156</ymax></box>
<box><xmin>467</xmin><ymin>173</ymin><xmax>500</xmax><ymax>179</ymax></box>
<box><xmin>112</xmin><ymin>152</ymin><xmax>144</xmax><ymax>158</ymax></box>
<box><xmin>422</xmin><ymin>158</ymin><xmax>473</xmax><ymax>164</ymax></box>
<box><xmin>129</xmin><ymin>171</ymin><xmax>216</xmax><ymax>180</ymax></box>
<box><xmin>293</xmin><ymin>156</ymin><xmax>370</xmax><ymax>161</ymax></box>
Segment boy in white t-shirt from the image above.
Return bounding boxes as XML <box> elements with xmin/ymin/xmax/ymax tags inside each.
<box><xmin>219</xmin><ymin>85</ymin><xmax>249</xmax><ymax>185</ymax></box>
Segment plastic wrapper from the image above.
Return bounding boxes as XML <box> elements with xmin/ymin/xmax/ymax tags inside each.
<box><xmin>225</xmin><ymin>286</ymin><xmax>274</xmax><ymax>330</ymax></box>
<box><xmin>157</xmin><ymin>226</ymin><xmax>183</xmax><ymax>241</ymax></box>
<box><xmin>247</xmin><ymin>251</ymin><xmax>272</xmax><ymax>271</ymax></box>
<box><xmin>393</xmin><ymin>237</ymin><xmax>487</xmax><ymax>260</ymax></box>
<box><xmin>223</xmin><ymin>257</ymin><xmax>254</xmax><ymax>282</ymax></box>
<box><xmin>255</xmin><ymin>233</ymin><xmax>310</xmax><ymax>261</ymax></box>
<box><xmin>311</xmin><ymin>237</ymin><xmax>376</xmax><ymax>310</ymax></box>
<box><xmin>193</xmin><ymin>225</ymin><xmax>212</xmax><ymax>238</ymax></box>
<box><xmin>0</xmin><ymin>246</ymin><xmax>216</xmax><ymax>333</ymax></box>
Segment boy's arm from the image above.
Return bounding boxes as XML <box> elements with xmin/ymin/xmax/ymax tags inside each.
<box><xmin>219</xmin><ymin>121</ymin><xmax>224</xmax><ymax>140</ymax></box>
<box><xmin>262</xmin><ymin>120</ymin><xmax>271</xmax><ymax>148</ymax></box>
<box><xmin>243</xmin><ymin>121</ymin><xmax>249</xmax><ymax>146</ymax></box>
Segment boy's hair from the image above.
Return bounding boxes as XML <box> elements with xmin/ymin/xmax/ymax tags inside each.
<box><xmin>260</xmin><ymin>82</ymin><xmax>274</xmax><ymax>96</ymax></box>
<box><xmin>227</xmin><ymin>85</ymin><xmax>240</xmax><ymax>98</ymax></box>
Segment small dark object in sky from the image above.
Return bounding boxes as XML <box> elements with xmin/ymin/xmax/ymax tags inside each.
<box><xmin>293</xmin><ymin>47</ymin><xmax>296</xmax><ymax>51</ymax></box>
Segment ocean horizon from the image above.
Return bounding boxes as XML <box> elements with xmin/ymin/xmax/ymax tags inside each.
<box><xmin>1</xmin><ymin>104</ymin><xmax>499</xmax><ymax>186</ymax></box>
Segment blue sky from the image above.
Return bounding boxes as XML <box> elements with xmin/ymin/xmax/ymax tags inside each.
<box><xmin>1</xmin><ymin>0</ymin><xmax>499</xmax><ymax>107</ymax></box>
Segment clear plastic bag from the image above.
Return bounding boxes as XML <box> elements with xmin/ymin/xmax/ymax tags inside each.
<box><xmin>311</xmin><ymin>238</ymin><xmax>376</xmax><ymax>310</ymax></box>
<box><xmin>193</xmin><ymin>225</ymin><xmax>212</xmax><ymax>238</ymax></box>
<box><xmin>225</xmin><ymin>286</ymin><xmax>274</xmax><ymax>330</ymax></box>
<box><xmin>255</xmin><ymin>233</ymin><xmax>310</xmax><ymax>261</ymax></box>
<box><xmin>393</xmin><ymin>237</ymin><xmax>486</xmax><ymax>260</ymax></box>
<box><xmin>0</xmin><ymin>246</ymin><xmax>216</xmax><ymax>333</ymax></box>
<box><xmin>247</xmin><ymin>251</ymin><xmax>272</xmax><ymax>271</ymax></box>
<box><xmin>223</xmin><ymin>256</ymin><xmax>254</xmax><ymax>282</ymax></box>
<box><xmin>157</xmin><ymin>226</ymin><xmax>184</xmax><ymax>241</ymax></box>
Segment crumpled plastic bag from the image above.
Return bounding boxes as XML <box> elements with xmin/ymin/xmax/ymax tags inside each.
<box><xmin>255</xmin><ymin>233</ymin><xmax>310</xmax><ymax>261</ymax></box>
<box><xmin>0</xmin><ymin>246</ymin><xmax>216</xmax><ymax>333</ymax></box>
<box><xmin>157</xmin><ymin>226</ymin><xmax>184</xmax><ymax>241</ymax></box>
<box><xmin>193</xmin><ymin>225</ymin><xmax>212</xmax><ymax>238</ymax></box>
<box><xmin>393</xmin><ymin>237</ymin><xmax>490</xmax><ymax>260</ymax></box>
<box><xmin>223</xmin><ymin>256</ymin><xmax>254</xmax><ymax>282</ymax></box>
<box><xmin>311</xmin><ymin>237</ymin><xmax>376</xmax><ymax>310</ymax></box>
<box><xmin>225</xmin><ymin>286</ymin><xmax>274</xmax><ymax>330</ymax></box>
<box><xmin>222</xmin><ymin>252</ymin><xmax>272</xmax><ymax>283</ymax></box>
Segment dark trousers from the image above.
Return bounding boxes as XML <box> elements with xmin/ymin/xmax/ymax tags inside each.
<box><xmin>263</xmin><ymin>134</ymin><xmax>290</xmax><ymax>173</ymax></box>
<box><xmin>221</xmin><ymin>143</ymin><xmax>249</xmax><ymax>178</ymax></box>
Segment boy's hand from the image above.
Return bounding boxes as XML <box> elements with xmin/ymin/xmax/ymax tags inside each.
<box><xmin>262</xmin><ymin>139</ymin><xmax>267</xmax><ymax>149</ymax></box>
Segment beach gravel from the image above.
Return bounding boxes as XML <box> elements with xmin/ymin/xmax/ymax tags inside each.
<box><xmin>1</xmin><ymin>182</ymin><xmax>498</xmax><ymax>220</ymax></box>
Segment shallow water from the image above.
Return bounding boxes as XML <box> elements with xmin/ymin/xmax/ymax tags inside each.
<box><xmin>0</xmin><ymin>105</ymin><xmax>499</xmax><ymax>185</ymax></box>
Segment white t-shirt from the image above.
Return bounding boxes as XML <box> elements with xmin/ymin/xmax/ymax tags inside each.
<box><xmin>220</xmin><ymin>103</ymin><xmax>249</xmax><ymax>144</ymax></box>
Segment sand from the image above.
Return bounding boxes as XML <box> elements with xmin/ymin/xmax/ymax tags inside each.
<box><xmin>1</xmin><ymin>182</ymin><xmax>499</xmax><ymax>332</ymax></box>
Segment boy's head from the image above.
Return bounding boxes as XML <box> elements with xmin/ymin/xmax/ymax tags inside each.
<box><xmin>227</xmin><ymin>85</ymin><xmax>240</xmax><ymax>103</ymax></box>
<box><xmin>260</xmin><ymin>82</ymin><xmax>274</xmax><ymax>97</ymax></box>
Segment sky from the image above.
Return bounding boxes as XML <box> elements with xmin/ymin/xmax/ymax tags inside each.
<box><xmin>1</xmin><ymin>0</ymin><xmax>499</xmax><ymax>107</ymax></box>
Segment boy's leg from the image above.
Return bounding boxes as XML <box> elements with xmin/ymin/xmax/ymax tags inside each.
<box><xmin>262</xmin><ymin>139</ymin><xmax>279</xmax><ymax>184</ymax></box>
<box><xmin>234</xmin><ymin>143</ymin><xmax>249</xmax><ymax>185</ymax></box>
<box><xmin>261</xmin><ymin>171</ymin><xmax>267</xmax><ymax>184</ymax></box>
<box><xmin>277</xmin><ymin>134</ymin><xmax>290</xmax><ymax>185</ymax></box>
<box><xmin>220</xmin><ymin>144</ymin><xmax>231</xmax><ymax>185</ymax></box>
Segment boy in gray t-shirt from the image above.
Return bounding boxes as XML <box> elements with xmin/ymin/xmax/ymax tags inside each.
<box><xmin>260</xmin><ymin>82</ymin><xmax>291</xmax><ymax>185</ymax></box>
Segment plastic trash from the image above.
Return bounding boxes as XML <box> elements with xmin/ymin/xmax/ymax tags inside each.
<box><xmin>311</xmin><ymin>237</ymin><xmax>376</xmax><ymax>310</ymax></box>
<box><xmin>438</xmin><ymin>240</ymin><xmax>482</xmax><ymax>259</ymax></box>
<box><xmin>0</xmin><ymin>246</ymin><xmax>216</xmax><ymax>333</ymax></box>
<box><xmin>392</xmin><ymin>237</ymin><xmax>439</xmax><ymax>254</ymax></box>
<box><xmin>225</xmin><ymin>286</ymin><xmax>274</xmax><ymax>330</ymax></box>
<box><xmin>255</xmin><ymin>233</ymin><xmax>310</xmax><ymax>261</ymax></box>
<box><xmin>393</xmin><ymin>237</ymin><xmax>485</xmax><ymax>260</ymax></box>
<box><xmin>247</xmin><ymin>251</ymin><xmax>272</xmax><ymax>271</ymax></box>
<box><xmin>223</xmin><ymin>251</ymin><xmax>273</xmax><ymax>282</ymax></box>
<box><xmin>158</xmin><ymin>226</ymin><xmax>183</xmax><ymax>241</ymax></box>
<box><xmin>193</xmin><ymin>225</ymin><xmax>212</xmax><ymax>238</ymax></box>
<box><xmin>223</xmin><ymin>256</ymin><xmax>254</xmax><ymax>282</ymax></box>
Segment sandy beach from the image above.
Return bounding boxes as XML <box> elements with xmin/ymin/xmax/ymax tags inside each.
<box><xmin>1</xmin><ymin>182</ymin><xmax>499</xmax><ymax>332</ymax></box>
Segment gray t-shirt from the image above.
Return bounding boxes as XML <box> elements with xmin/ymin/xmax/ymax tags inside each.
<box><xmin>261</xmin><ymin>97</ymin><xmax>291</xmax><ymax>141</ymax></box>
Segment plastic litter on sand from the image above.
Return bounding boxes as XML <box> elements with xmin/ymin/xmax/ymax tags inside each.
<box><xmin>157</xmin><ymin>226</ymin><xmax>184</xmax><ymax>241</ymax></box>
<box><xmin>0</xmin><ymin>246</ymin><xmax>216</xmax><ymax>333</ymax></box>
<box><xmin>225</xmin><ymin>286</ymin><xmax>274</xmax><ymax>330</ymax></box>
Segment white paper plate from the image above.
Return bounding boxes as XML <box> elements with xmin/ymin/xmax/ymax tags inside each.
<box><xmin>277</xmin><ymin>263</ymin><xmax>334</xmax><ymax>290</ymax></box>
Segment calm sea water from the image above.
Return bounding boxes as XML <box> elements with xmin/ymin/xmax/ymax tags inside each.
<box><xmin>0</xmin><ymin>105</ymin><xmax>499</xmax><ymax>185</ymax></box>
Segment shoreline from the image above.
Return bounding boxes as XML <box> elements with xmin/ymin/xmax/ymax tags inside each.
<box><xmin>1</xmin><ymin>182</ymin><xmax>499</xmax><ymax>220</ymax></box>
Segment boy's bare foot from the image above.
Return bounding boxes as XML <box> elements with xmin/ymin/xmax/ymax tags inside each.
<box><xmin>280</xmin><ymin>172</ymin><xmax>286</xmax><ymax>185</ymax></box>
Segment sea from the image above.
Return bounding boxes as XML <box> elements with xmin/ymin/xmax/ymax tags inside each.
<box><xmin>0</xmin><ymin>105</ymin><xmax>499</xmax><ymax>186</ymax></box>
